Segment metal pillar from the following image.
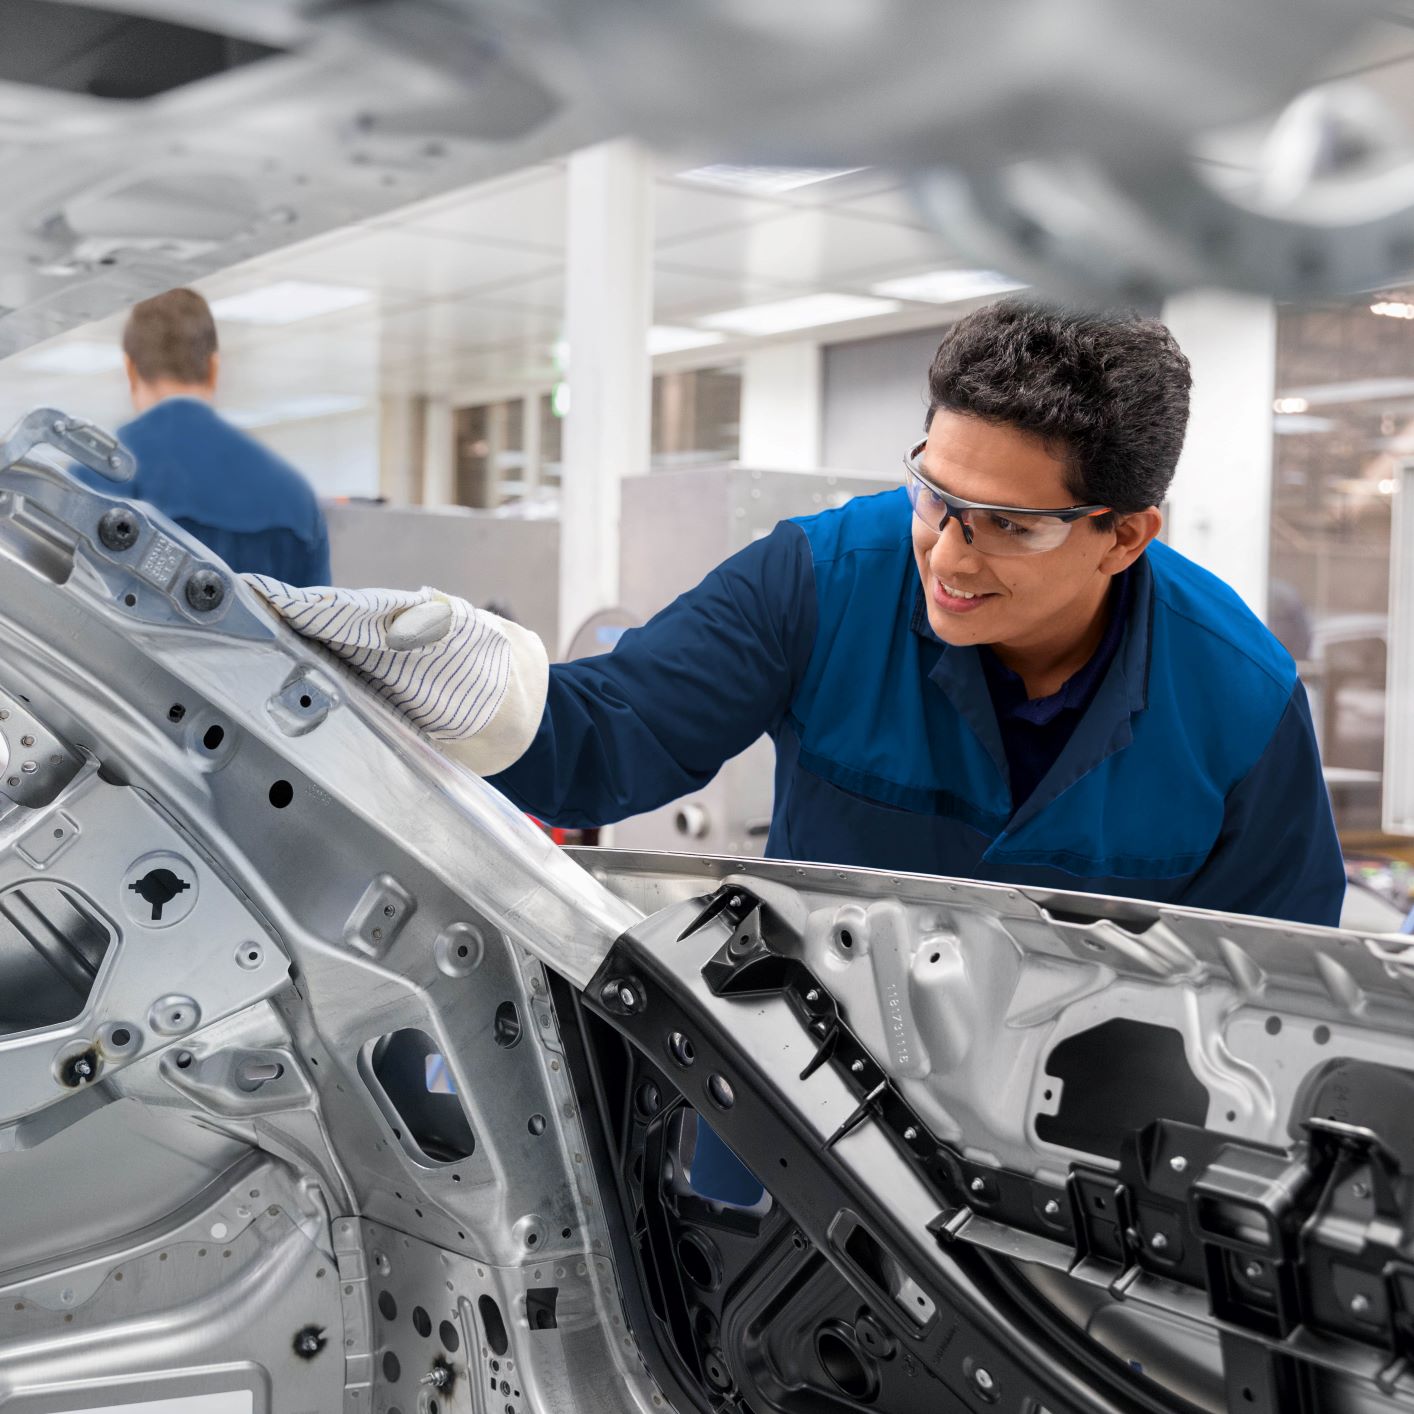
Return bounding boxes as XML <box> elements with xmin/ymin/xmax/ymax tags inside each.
<box><xmin>560</xmin><ymin>140</ymin><xmax>654</xmax><ymax>654</ymax></box>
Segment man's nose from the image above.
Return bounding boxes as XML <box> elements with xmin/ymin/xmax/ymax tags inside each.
<box><xmin>929</xmin><ymin>516</ymin><xmax>981</xmax><ymax>571</ymax></box>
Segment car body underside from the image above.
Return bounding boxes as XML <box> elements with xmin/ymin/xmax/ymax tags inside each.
<box><xmin>0</xmin><ymin>412</ymin><xmax>1413</xmax><ymax>1414</ymax></box>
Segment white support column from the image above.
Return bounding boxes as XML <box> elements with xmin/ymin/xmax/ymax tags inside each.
<box><xmin>379</xmin><ymin>393</ymin><xmax>425</xmax><ymax>504</ymax></box>
<box><xmin>422</xmin><ymin>396</ymin><xmax>456</xmax><ymax>507</ymax></box>
<box><xmin>1161</xmin><ymin>290</ymin><xmax>1277</xmax><ymax>620</ymax></box>
<box><xmin>521</xmin><ymin>390</ymin><xmax>543</xmax><ymax>500</ymax></box>
<box><xmin>739</xmin><ymin>341</ymin><xmax>822</xmax><ymax>470</ymax></box>
<box><xmin>560</xmin><ymin>140</ymin><xmax>654</xmax><ymax>653</ymax></box>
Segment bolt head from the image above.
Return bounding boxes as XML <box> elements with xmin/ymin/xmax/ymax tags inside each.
<box><xmin>1150</xmin><ymin>1233</ymin><xmax>1168</xmax><ymax>1251</ymax></box>
<box><xmin>1352</xmin><ymin>1181</ymin><xmax>1371</xmax><ymax>1199</ymax></box>
<box><xmin>902</xmin><ymin>1126</ymin><xmax>918</xmax><ymax>1141</ymax></box>
<box><xmin>184</xmin><ymin>569</ymin><xmax>227</xmax><ymax>613</ymax></box>
<box><xmin>969</xmin><ymin>1177</ymin><xmax>986</xmax><ymax>1195</ymax></box>
<box><xmin>805</xmin><ymin>988</ymin><xmax>820</xmax><ymax>1002</ymax></box>
<box><xmin>1044</xmin><ymin>1199</ymin><xmax>1061</xmax><ymax>1217</ymax></box>
<box><xmin>1169</xmin><ymin>1155</ymin><xmax>1188</xmax><ymax>1173</ymax></box>
<box><xmin>98</xmin><ymin>507</ymin><xmax>140</xmax><ymax>552</ymax></box>
<box><xmin>1245</xmin><ymin>1262</ymin><xmax>1264</xmax><ymax>1280</ymax></box>
<box><xmin>973</xmin><ymin>1367</ymin><xmax>996</xmax><ymax>1392</ymax></box>
<box><xmin>850</xmin><ymin>1059</ymin><xmax>864</xmax><ymax>1073</ymax></box>
<box><xmin>1352</xmin><ymin>1294</ymin><xmax>1372</xmax><ymax>1316</ymax></box>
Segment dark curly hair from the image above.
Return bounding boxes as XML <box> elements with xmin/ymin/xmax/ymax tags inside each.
<box><xmin>925</xmin><ymin>299</ymin><xmax>1192</xmax><ymax>524</ymax></box>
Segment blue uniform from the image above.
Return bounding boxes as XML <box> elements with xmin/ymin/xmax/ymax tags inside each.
<box><xmin>492</xmin><ymin>487</ymin><xmax>1344</xmax><ymax>927</ymax></box>
<box><xmin>73</xmin><ymin>398</ymin><xmax>330</xmax><ymax>586</ymax></box>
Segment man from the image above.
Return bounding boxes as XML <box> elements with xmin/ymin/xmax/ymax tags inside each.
<box><xmin>75</xmin><ymin>288</ymin><xmax>330</xmax><ymax>586</ymax></box>
<box><xmin>253</xmin><ymin>300</ymin><xmax>1344</xmax><ymax>926</ymax></box>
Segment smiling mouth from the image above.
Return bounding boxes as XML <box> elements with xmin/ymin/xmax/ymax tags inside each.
<box><xmin>933</xmin><ymin>577</ymin><xmax>997</xmax><ymax>612</ymax></box>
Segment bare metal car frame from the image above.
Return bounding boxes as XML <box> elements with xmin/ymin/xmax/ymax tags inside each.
<box><xmin>0</xmin><ymin>412</ymin><xmax>1412</xmax><ymax>1414</ymax></box>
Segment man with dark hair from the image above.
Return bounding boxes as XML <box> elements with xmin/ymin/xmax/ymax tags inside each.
<box><xmin>253</xmin><ymin>298</ymin><xmax>1344</xmax><ymax>927</ymax></box>
<box><xmin>74</xmin><ymin>288</ymin><xmax>329</xmax><ymax>585</ymax></box>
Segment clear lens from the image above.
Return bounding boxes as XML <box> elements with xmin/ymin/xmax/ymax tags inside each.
<box><xmin>905</xmin><ymin>477</ymin><xmax>1076</xmax><ymax>556</ymax></box>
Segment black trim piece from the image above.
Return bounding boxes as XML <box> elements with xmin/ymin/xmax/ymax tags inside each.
<box><xmin>572</xmin><ymin>890</ymin><xmax>1204</xmax><ymax>1414</ymax></box>
<box><xmin>571</xmin><ymin>882</ymin><xmax>1414</xmax><ymax>1414</ymax></box>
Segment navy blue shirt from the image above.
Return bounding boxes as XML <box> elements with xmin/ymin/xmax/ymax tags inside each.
<box><xmin>491</xmin><ymin>488</ymin><xmax>1345</xmax><ymax>927</ymax></box>
<box><xmin>981</xmin><ymin>570</ymin><xmax>1132</xmax><ymax>809</ymax></box>
<box><xmin>72</xmin><ymin>398</ymin><xmax>330</xmax><ymax>586</ymax></box>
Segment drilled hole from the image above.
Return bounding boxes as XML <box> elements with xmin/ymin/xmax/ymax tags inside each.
<box><xmin>201</xmin><ymin>724</ymin><xmax>225</xmax><ymax>751</ymax></box>
<box><xmin>413</xmin><ymin>1306</ymin><xmax>431</xmax><ymax>1338</ymax></box>
<box><xmin>268</xmin><ymin>779</ymin><xmax>294</xmax><ymax>809</ymax></box>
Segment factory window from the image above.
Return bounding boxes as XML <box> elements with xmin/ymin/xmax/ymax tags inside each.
<box><xmin>1268</xmin><ymin>299</ymin><xmax>1407</xmax><ymax>841</ymax></box>
<box><xmin>651</xmin><ymin>365</ymin><xmax>742</xmax><ymax>470</ymax></box>
<box><xmin>453</xmin><ymin>399</ymin><xmax>526</xmax><ymax>509</ymax></box>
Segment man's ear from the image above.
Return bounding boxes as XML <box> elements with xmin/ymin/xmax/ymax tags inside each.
<box><xmin>1100</xmin><ymin>507</ymin><xmax>1163</xmax><ymax>574</ymax></box>
<box><xmin>123</xmin><ymin>353</ymin><xmax>139</xmax><ymax>395</ymax></box>
<box><xmin>206</xmin><ymin>351</ymin><xmax>220</xmax><ymax>392</ymax></box>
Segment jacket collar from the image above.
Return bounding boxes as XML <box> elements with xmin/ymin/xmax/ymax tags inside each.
<box><xmin>912</xmin><ymin>553</ymin><xmax>1155</xmax><ymax>821</ymax></box>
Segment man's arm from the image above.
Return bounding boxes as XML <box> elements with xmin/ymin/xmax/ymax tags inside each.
<box><xmin>1177</xmin><ymin>679</ymin><xmax>1345</xmax><ymax>927</ymax></box>
<box><xmin>489</xmin><ymin>520</ymin><xmax>818</xmax><ymax>827</ymax></box>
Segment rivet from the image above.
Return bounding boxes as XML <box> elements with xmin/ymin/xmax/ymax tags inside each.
<box><xmin>1044</xmin><ymin>1199</ymin><xmax>1061</xmax><ymax>1217</ymax></box>
<box><xmin>1169</xmin><ymin>1155</ymin><xmax>1188</xmax><ymax>1173</ymax></box>
<box><xmin>1150</xmin><ymin>1233</ymin><xmax>1168</xmax><ymax>1252</ymax></box>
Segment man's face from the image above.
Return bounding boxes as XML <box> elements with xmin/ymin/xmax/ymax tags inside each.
<box><xmin>911</xmin><ymin>410</ymin><xmax>1128</xmax><ymax>652</ymax></box>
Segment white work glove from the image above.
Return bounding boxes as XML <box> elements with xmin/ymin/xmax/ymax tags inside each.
<box><xmin>244</xmin><ymin>577</ymin><xmax>549</xmax><ymax>777</ymax></box>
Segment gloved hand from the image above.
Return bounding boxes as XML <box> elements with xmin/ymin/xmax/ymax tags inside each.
<box><xmin>244</xmin><ymin>577</ymin><xmax>549</xmax><ymax>777</ymax></box>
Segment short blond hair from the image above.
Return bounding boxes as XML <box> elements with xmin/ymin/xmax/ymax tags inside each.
<box><xmin>123</xmin><ymin>288</ymin><xmax>218</xmax><ymax>385</ymax></box>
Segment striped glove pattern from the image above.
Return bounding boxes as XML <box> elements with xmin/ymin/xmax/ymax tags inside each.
<box><xmin>244</xmin><ymin>577</ymin><xmax>549</xmax><ymax>775</ymax></box>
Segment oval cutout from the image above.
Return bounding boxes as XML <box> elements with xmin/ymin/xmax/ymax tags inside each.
<box><xmin>478</xmin><ymin>1294</ymin><xmax>509</xmax><ymax>1356</ymax></box>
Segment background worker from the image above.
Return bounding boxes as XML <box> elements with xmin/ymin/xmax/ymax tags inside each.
<box><xmin>74</xmin><ymin>287</ymin><xmax>330</xmax><ymax>586</ymax></box>
<box><xmin>251</xmin><ymin>299</ymin><xmax>1345</xmax><ymax>928</ymax></box>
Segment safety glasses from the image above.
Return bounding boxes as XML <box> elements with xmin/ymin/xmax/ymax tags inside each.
<box><xmin>903</xmin><ymin>440</ymin><xmax>1112</xmax><ymax>557</ymax></box>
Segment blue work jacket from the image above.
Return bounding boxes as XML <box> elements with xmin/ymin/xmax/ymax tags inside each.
<box><xmin>73</xmin><ymin>398</ymin><xmax>330</xmax><ymax>586</ymax></box>
<box><xmin>492</xmin><ymin>487</ymin><xmax>1345</xmax><ymax>927</ymax></box>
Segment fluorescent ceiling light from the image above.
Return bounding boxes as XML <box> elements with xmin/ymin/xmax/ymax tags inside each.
<box><xmin>225</xmin><ymin>394</ymin><xmax>367</xmax><ymax>429</ymax></box>
<box><xmin>699</xmin><ymin>293</ymin><xmax>900</xmax><ymax>336</ymax></box>
<box><xmin>210</xmin><ymin>281</ymin><xmax>372</xmax><ymax>325</ymax></box>
<box><xmin>648</xmin><ymin>325</ymin><xmax>728</xmax><ymax>355</ymax></box>
<box><xmin>870</xmin><ymin>269</ymin><xmax>1027</xmax><ymax>304</ymax></box>
<box><xmin>17</xmin><ymin>341</ymin><xmax>124</xmax><ymax>374</ymax></box>
<box><xmin>1371</xmin><ymin>299</ymin><xmax>1414</xmax><ymax>320</ymax></box>
<box><xmin>1272</xmin><ymin>396</ymin><xmax>1309</xmax><ymax>414</ymax></box>
<box><xmin>675</xmin><ymin>164</ymin><xmax>866</xmax><ymax>194</ymax></box>
<box><xmin>1277</xmin><ymin>377</ymin><xmax>1414</xmax><ymax>407</ymax></box>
